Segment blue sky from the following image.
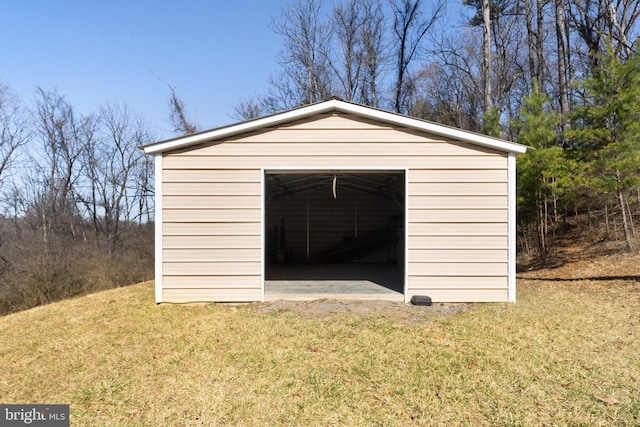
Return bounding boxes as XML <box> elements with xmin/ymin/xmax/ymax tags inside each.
<box><xmin>1</xmin><ymin>1</ymin><xmax>470</xmax><ymax>141</ymax></box>
<box><xmin>0</xmin><ymin>0</ymin><xmax>288</xmax><ymax>139</ymax></box>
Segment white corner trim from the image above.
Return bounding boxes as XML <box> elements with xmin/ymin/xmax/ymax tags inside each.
<box><xmin>508</xmin><ymin>153</ymin><xmax>517</xmax><ymax>303</ymax></box>
<box><xmin>404</xmin><ymin>168</ymin><xmax>409</xmax><ymax>303</ymax></box>
<box><xmin>260</xmin><ymin>169</ymin><xmax>265</xmax><ymax>303</ymax></box>
<box><xmin>154</xmin><ymin>154</ymin><xmax>163</xmax><ymax>304</ymax></box>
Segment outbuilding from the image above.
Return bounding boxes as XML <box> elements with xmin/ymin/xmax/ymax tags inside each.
<box><xmin>142</xmin><ymin>98</ymin><xmax>527</xmax><ymax>304</ymax></box>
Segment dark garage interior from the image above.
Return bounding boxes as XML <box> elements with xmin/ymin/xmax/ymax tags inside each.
<box><xmin>264</xmin><ymin>170</ymin><xmax>405</xmax><ymax>298</ymax></box>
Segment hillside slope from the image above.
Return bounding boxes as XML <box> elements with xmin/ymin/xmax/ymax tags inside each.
<box><xmin>1</xmin><ymin>268</ymin><xmax>639</xmax><ymax>425</ymax></box>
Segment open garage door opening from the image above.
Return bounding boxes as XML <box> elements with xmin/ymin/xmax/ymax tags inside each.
<box><xmin>264</xmin><ymin>170</ymin><xmax>406</xmax><ymax>300</ymax></box>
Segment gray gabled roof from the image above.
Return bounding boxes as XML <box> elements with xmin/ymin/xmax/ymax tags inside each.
<box><xmin>141</xmin><ymin>98</ymin><xmax>529</xmax><ymax>155</ymax></box>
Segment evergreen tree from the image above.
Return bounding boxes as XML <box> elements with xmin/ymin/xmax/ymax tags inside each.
<box><xmin>481</xmin><ymin>106</ymin><xmax>501</xmax><ymax>137</ymax></box>
<box><xmin>515</xmin><ymin>81</ymin><xmax>575</xmax><ymax>257</ymax></box>
<box><xmin>568</xmin><ymin>45</ymin><xmax>640</xmax><ymax>250</ymax></box>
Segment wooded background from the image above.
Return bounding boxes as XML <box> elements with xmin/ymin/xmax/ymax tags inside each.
<box><xmin>235</xmin><ymin>0</ymin><xmax>640</xmax><ymax>258</ymax></box>
<box><xmin>1</xmin><ymin>0</ymin><xmax>639</xmax><ymax>314</ymax></box>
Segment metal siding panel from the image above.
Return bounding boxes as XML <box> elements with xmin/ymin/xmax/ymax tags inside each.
<box><xmin>408</xmin><ymin>276</ymin><xmax>508</xmax><ymax>288</ymax></box>
<box><xmin>410</xmin><ymin>222</ymin><xmax>507</xmax><ymax>236</ymax></box>
<box><xmin>164</xmin><ymin>262</ymin><xmax>262</xmax><ymax>275</ymax></box>
<box><xmin>164</xmin><ymin>195</ymin><xmax>260</xmax><ymax>209</ymax></box>
<box><xmin>163</xmin><ymin>155</ymin><xmax>507</xmax><ymax>170</ymax></box>
<box><xmin>164</xmin><ymin>169</ymin><xmax>260</xmax><ymax>182</ymax></box>
<box><xmin>163</xmin><ymin>222</ymin><xmax>261</xmax><ymax>235</ymax></box>
<box><xmin>408</xmin><ymin>209</ymin><xmax>508</xmax><ymax>223</ymax></box>
<box><xmin>409</xmin><ymin>262</ymin><xmax>508</xmax><ymax>276</ymax></box>
<box><xmin>409</xmin><ymin>195</ymin><xmax>507</xmax><ymax>209</ymax></box>
<box><xmin>162</xmin><ymin>287</ymin><xmax>262</xmax><ymax>303</ymax></box>
<box><xmin>163</xmin><ymin>275</ymin><xmax>260</xmax><ymax>288</ymax></box>
<box><xmin>409</xmin><ymin>235</ymin><xmax>508</xmax><ymax>249</ymax></box>
<box><xmin>276</xmin><ymin>113</ymin><xmax>395</xmax><ymax>130</ymax></box>
<box><xmin>180</xmin><ymin>141</ymin><xmax>496</xmax><ymax>156</ymax></box>
<box><xmin>410</xmin><ymin>168</ymin><xmax>507</xmax><ymax>182</ymax></box>
<box><xmin>409</xmin><ymin>182</ymin><xmax>507</xmax><ymax>196</ymax></box>
<box><xmin>163</xmin><ymin>209</ymin><xmax>261</xmax><ymax>222</ymax></box>
<box><xmin>211</xmin><ymin>130</ymin><xmax>439</xmax><ymax>144</ymax></box>
<box><xmin>164</xmin><ymin>182</ymin><xmax>260</xmax><ymax>196</ymax></box>
<box><xmin>163</xmin><ymin>235</ymin><xmax>261</xmax><ymax>249</ymax></box>
<box><xmin>408</xmin><ymin>248</ymin><xmax>508</xmax><ymax>262</ymax></box>
<box><xmin>163</xmin><ymin>248</ymin><xmax>261</xmax><ymax>262</ymax></box>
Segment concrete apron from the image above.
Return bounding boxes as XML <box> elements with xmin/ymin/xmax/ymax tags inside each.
<box><xmin>264</xmin><ymin>280</ymin><xmax>404</xmax><ymax>301</ymax></box>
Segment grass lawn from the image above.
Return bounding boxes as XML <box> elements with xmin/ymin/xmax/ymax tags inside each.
<box><xmin>1</xmin><ymin>261</ymin><xmax>639</xmax><ymax>425</ymax></box>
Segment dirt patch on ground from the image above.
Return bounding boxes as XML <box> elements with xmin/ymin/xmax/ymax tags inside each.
<box><xmin>253</xmin><ymin>299</ymin><xmax>472</xmax><ymax>324</ymax></box>
<box><xmin>518</xmin><ymin>252</ymin><xmax>640</xmax><ymax>281</ymax></box>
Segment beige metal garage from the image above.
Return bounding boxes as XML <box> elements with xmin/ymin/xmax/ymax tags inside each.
<box><xmin>142</xmin><ymin>98</ymin><xmax>527</xmax><ymax>304</ymax></box>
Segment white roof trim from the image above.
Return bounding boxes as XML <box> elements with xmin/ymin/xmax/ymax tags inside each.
<box><xmin>142</xmin><ymin>99</ymin><xmax>528</xmax><ymax>155</ymax></box>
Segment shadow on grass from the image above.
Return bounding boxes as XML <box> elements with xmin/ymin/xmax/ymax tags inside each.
<box><xmin>517</xmin><ymin>275</ymin><xmax>640</xmax><ymax>282</ymax></box>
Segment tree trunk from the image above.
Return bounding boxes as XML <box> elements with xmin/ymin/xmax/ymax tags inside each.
<box><xmin>482</xmin><ymin>0</ymin><xmax>492</xmax><ymax>113</ymax></box>
<box><xmin>606</xmin><ymin>2</ymin><xmax>632</xmax><ymax>59</ymax></box>
<box><xmin>605</xmin><ymin>201</ymin><xmax>610</xmax><ymax>238</ymax></box>
<box><xmin>524</xmin><ymin>0</ymin><xmax>536</xmax><ymax>86</ymax></box>
<box><xmin>544</xmin><ymin>196</ymin><xmax>550</xmax><ymax>253</ymax></box>
<box><xmin>535</xmin><ymin>0</ymin><xmax>545</xmax><ymax>88</ymax></box>
<box><xmin>618</xmin><ymin>178</ymin><xmax>634</xmax><ymax>251</ymax></box>
<box><xmin>626</xmin><ymin>197</ymin><xmax>636</xmax><ymax>238</ymax></box>
<box><xmin>538</xmin><ymin>199</ymin><xmax>546</xmax><ymax>257</ymax></box>
<box><xmin>555</xmin><ymin>0</ymin><xmax>570</xmax><ymax>140</ymax></box>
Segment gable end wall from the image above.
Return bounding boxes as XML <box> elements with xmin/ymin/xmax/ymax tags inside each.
<box><xmin>159</xmin><ymin>113</ymin><xmax>510</xmax><ymax>303</ymax></box>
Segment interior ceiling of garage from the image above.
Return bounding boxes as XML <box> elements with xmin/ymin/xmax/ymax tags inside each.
<box><xmin>266</xmin><ymin>171</ymin><xmax>404</xmax><ymax>206</ymax></box>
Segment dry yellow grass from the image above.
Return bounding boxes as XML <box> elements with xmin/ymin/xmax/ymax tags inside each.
<box><xmin>1</xmin><ymin>272</ymin><xmax>639</xmax><ymax>426</ymax></box>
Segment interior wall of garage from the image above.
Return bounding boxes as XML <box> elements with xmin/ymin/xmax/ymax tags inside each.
<box><xmin>265</xmin><ymin>184</ymin><xmax>403</xmax><ymax>263</ymax></box>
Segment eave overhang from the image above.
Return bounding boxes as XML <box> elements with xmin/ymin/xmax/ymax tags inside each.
<box><xmin>141</xmin><ymin>98</ymin><xmax>529</xmax><ymax>155</ymax></box>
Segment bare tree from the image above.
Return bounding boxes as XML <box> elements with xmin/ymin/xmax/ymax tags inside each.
<box><xmin>0</xmin><ymin>87</ymin><xmax>156</xmax><ymax>314</ymax></box>
<box><xmin>233</xmin><ymin>96</ymin><xmax>266</xmax><ymax>120</ymax></box>
<box><xmin>605</xmin><ymin>0</ymin><xmax>640</xmax><ymax>57</ymax></box>
<box><xmin>359</xmin><ymin>0</ymin><xmax>387</xmax><ymax>107</ymax></box>
<box><xmin>168</xmin><ymin>85</ymin><xmax>198</xmax><ymax>135</ymax></box>
<box><xmin>94</xmin><ymin>104</ymin><xmax>152</xmax><ymax>252</ymax></box>
<box><xmin>151</xmin><ymin>73</ymin><xmax>199</xmax><ymax>135</ymax></box>
<box><xmin>0</xmin><ymin>84</ymin><xmax>29</xmax><ymax>284</ymax></box>
<box><xmin>523</xmin><ymin>0</ymin><xmax>547</xmax><ymax>88</ymax></box>
<box><xmin>330</xmin><ymin>0</ymin><xmax>367</xmax><ymax>102</ymax></box>
<box><xmin>390</xmin><ymin>0</ymin><xmax>445</xmax><ymax>114</ymax></box>
<box><xmin>427</xmin><ymin>4</ymin><xmax>529</xmax><ymax>134</ymax></box>
<box><xmin>0</xmin><ymin>84</ymin><xmax>29</xmax><ymax>185</ymax></box>
<box><xmin>133</xmin><ymin>152</ymin><xmax>154</xmax><ymax>225</ymax></box>
<box><xmin>412</xmin><ymin>60</ymin><xmax>483</xmax><ymax>130</ymax></box>
<box><xmin>272</xmin><ymin>0</ymin><xmax>334</xmax><ymax>106</ymax></box>
<box><xmin>329</xmin><ymin>0</ymin><xmax>388</xmax><ymax>105</ymax></box>
<box><xmin>421</xmin><ymin>30</ymin><xmax>485</xmax><ymax>131</ymax></box>
<box><xmin>32</xmin><ymin>88</ymin><xmax>94</xmax><ymax>244</ymax></box>
<box><xmin>238</xmin><ymin>0</ymin><xmax>387</xmax><ymax>115</ymax></box>
<box><xmin>568</xmin><ymin>0</ymin><xmax>640</xmax><ymax>71</ymax></box>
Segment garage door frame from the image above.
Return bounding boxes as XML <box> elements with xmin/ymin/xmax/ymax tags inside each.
<box><xmin>262</xmin><ymin>167</ymin><xmax>409</xmax><ymax>303</ymax></box>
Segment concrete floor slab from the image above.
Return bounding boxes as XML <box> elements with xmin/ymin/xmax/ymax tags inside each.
<box><xmin>265</xmin><ymin>262</ymin><xmax>404</xmax><ymax>301</ymax></box>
